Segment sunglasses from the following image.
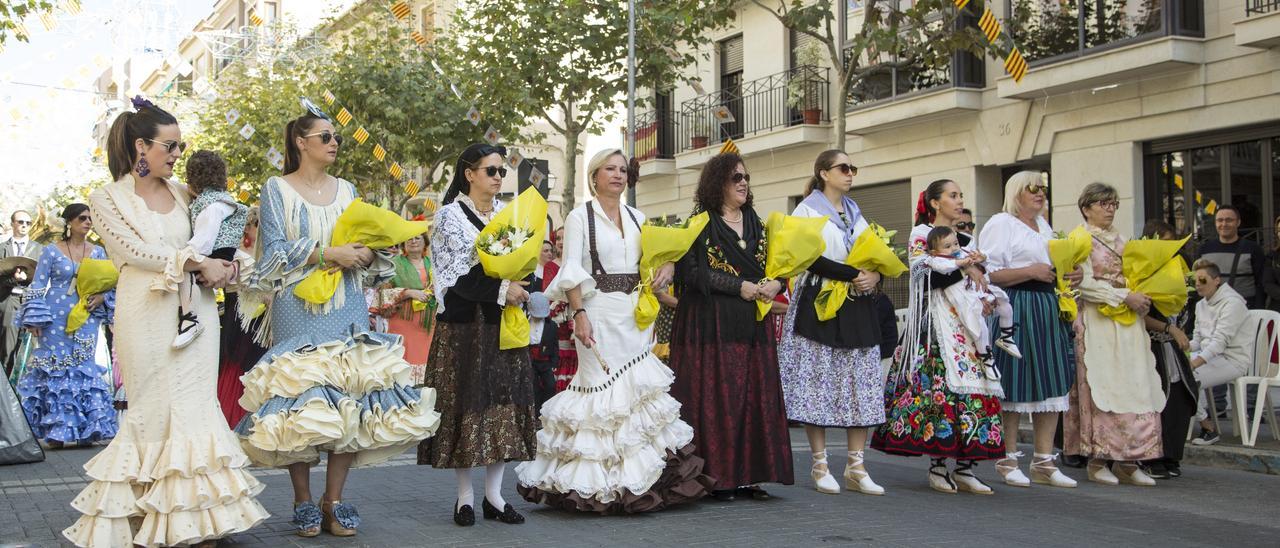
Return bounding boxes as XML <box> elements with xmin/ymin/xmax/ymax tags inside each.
<box><xmin>1025</xmin><ymin>183</ymin><xmax>1049</xmax><ymax>194</ymax></box>
<box><xmin>304</xmin><ymin>132</ymin><xmax>343</xmax><ymax>146</ymax></box>
<box><xmin>1093</xmin><ymin>200</ymin><xmax>1120</xmax><ymax>211</ymax></box>
<box><xmin>955</xmin><ymin>222</ymin><xmax>975</xmax><ymax>231</ymax></box>
<box><xmin>1194</xmin><ymin>277</ymin><xmax>1212</xmax><ymax>286</ymax></box>
<box><xmin>731</xmin><ymin>172</ymin><xmax>751</xmax><ymax>184</ymax></box>
<box><xmin>13</xmin><ymin>220</ymin><xmax>32</xmax><ymax>226</ymax></box>
<box><xmin>827</xmin><ymin>163</ymin><xmax>858</xmax><ymax>176</ymax></box>
<box><xmin>473</xmin><ymin>165</ymin><xmax>508</xmax><ymax>178</ymax></box>
<box><xmin>145</xmin><ymin>139</ymin><xmax>187</xmax><ymax>155</ymax></box>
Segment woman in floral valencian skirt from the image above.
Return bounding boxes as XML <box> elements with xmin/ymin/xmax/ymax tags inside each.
<box><xmin>778</xmin><ymin>150</ymin><xmax>885</xmax><ymax>496</ymax></box>
<box><xmin>872</xmin><ymin>179</ymin><xmax>1006</xmax><ymax>495</ymax></box>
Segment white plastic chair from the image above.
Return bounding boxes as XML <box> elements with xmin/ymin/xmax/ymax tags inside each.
<box><xmin>1236</xmin><ymin>309</ymin><xmax>1280</xmax><ymax>447</ymax></box>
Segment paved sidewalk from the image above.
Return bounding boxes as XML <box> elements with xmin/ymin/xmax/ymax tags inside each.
<box><xmin>2</xmin><ymin>428</ymin><xmax>1278</xmax><ymax>547</ymax></box>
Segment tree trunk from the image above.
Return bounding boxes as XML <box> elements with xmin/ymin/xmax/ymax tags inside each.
<box><xmin>561</xmin><ymin>128</ymin><xmax>581</xmax><ymax>212</ymax></box>
<box><xmin>833</xmin><ymin>73</ymin><xmax>850</xmax><ymax>150</ymax></box>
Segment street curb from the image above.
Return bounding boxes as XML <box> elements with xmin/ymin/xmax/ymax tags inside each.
<box><xmin>1015</xmin><ymin>428</ymin><xmax>1280</xmax><ymax>476</ymax></box>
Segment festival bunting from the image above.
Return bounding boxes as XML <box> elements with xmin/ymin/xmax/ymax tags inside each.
<box><xmin>352</xmin><ymin>126</ymin><xmax>370</xmax><ymax>144</ymax></box>
<box><xmin>335</xmin><ymin>108</ymin><xmax>353</xmax><ymax>126</ymax></box>
<box><xmin>719</xmin><ymin>137</ymin><xmax>740</xmax><ymax>155</ymax></box>
<box><xmin>968</xmin><ymin>3</ymin><xmax>1030</xmax><ymax>83</ymax></box>
<box><xmin>403</xmin><ymin>179</ymin><xmax>421</xmax><ymax>197</ymax></box>
<box><xmin>390</xmin><ymin>1</ymin><xmax>412</xmax><ymax>20</ymax></box>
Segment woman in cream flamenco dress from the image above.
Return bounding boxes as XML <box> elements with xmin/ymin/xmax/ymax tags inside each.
<box><xmin>516</xmin><ymin>149</ymin><xmax>713</xmax><ymax>513</ymax></box>
<box><xmin>64</xmin><ymin>119</ymin><xmax>269</xmax><ymax>544</ymax></box>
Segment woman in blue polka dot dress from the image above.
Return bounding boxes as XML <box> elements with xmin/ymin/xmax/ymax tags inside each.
<box><xmin>235</xmin><ymin>110</ymin><xmax>441</xmax><ymax>538</ymax></box>
<box><xmin>17</xmin><ymin>203</ymin><xmax>118</xmax><ymax>447</ymax></box>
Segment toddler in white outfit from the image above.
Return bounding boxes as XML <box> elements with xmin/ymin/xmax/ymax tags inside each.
<box><xmin>924</xmin><ymin>225</ymin><xmax>1021</xmax><ymax>361</ymax></box>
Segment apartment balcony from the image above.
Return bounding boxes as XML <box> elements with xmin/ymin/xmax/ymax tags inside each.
<box><xmin>997</xmin><ymin>0</ymin><xmax>1205</xmax><ymax>99</ymax></box>
<box><xmin>1235</xmin><ymin>0</ymin><xmax>1280</xmax><ymax>48</ymax></box>
<box><xmin>634</xmin><ymin>108</ymin><xmax>678</xmax><ymax>177</ymax></box>
<box><xmin>845</xmin><ymin>32</ymin><xmax>986</xmax><ymax>134</ymax></box>
<box><xmin>675</xmin><ymin>65</ymin><xmax>831</xmax><ymax>170</ymax></box>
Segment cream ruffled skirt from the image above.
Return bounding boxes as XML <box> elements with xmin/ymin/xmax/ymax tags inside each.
<box><xmin>235</xmin><ymin>329</ymin><xmax>441</xmax><ymax>468</ymax></box>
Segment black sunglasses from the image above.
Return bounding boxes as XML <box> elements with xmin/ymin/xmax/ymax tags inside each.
<box><xmin>145</xmin><ymin>138</ymin><xmax>187</xmax><ymax>154</ymax></box>
<box><xmin>955</xmin><ymin>222</ymin><xmax>975</xmax><ymax>231</ymax></box>
<box><xmin>305</xmin><ymin>131</ymin><xmax>343</xmax><ymax>146</ymax></box>
<box><xmin>474</xmin><ymin>165</ymin><xmax>508</xmax><ymax>178</ymax></box>
<box><xmin>731</xmin><ymin>172</ymin><xmax>751</xmax><ymax>184</ymax></box>
<box><xmin>828</xmin><ymin>163</ymin><xmax>858</xmax><ymax>176</ymax></box>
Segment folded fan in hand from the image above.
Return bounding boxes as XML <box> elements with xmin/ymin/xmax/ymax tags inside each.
<box><xmin>756</xmin><ymin>212</ymin><xmax>827</xmax><ymax>321</ymax></box>
<box><xmin>66</xmin><ymin>258</ymin><xmax>118</xmax><ymax>334</ymax></box>
<box><xmin>814</xmin><ymin>222</ymin><xmax>907</xmax><ymax>321</ymax></box>
<box><xmin>294</xmin><ymin>199</ymin><xmax>429</xmax><ymax>305</ymax></box>
<box><xmin>634</xmin><ymin>212</ymin><xmax>710</xmax><ymax>330</ymax></box>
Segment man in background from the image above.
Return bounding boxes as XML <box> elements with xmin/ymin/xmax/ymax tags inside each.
<box><xmin>955</xmin><ymin>208</ymin><xmax>975</xmax><ymax>238</ymax></box>
<box><xmin>0</xmin><ymin>210</ymin><xmax>43</xmax><ymax>375</ymax></box>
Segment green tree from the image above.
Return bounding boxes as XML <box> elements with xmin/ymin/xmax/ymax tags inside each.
<box><xmin>187</xmin><ymin>21</ymin><xmax>494</xmax><ymax>212</ymax></box>
<box><xmin>0</xmin><ymin>1</ymin><xmax>51</xmax><ymax>47</ymax></box>
<box><xmin>309</xmin><ymin>19</ymin><xmax>520</xmax><ymax>211</ymax></box>
<box><xmin>187</xmin><ymin>57</ymin><xmax>315</xmax><ymax>204</ymax></box>
<box><xmin>752</xmin><ymin>0</ymin><xmax>995</xmax><ymax>149</ymax></box>
<box><xmin>444</xmin><ymin>0</ymin><xmax>737</xmax><ymax>211</ymax></box>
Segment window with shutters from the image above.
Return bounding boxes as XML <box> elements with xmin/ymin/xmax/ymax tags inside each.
<box><xmin>719</xmin><ymin>35</ymin><xmax>744</xmax><ymax>140</ymax></box>
<box><xmin>420</xmin><ymin>2</ymin><xmax>438</xmax><ymax>42</ymax></box>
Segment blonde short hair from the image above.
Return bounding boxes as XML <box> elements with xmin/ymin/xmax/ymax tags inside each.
<box><xmin>585</xmin><ymin>148</ymin><xmax>627</xmax><ymax>197</ymax></box>
<box><xmin>1003</xmin><ymin>170</ymin><xmax>1046</xmax><ymax>216</ymax></box>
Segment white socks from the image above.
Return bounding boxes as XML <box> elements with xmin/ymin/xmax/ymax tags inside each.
<box><xmin>455</xmin><ymin>469</ymin><xmax>474</xmax><ymax>511</ymax></box>
<box><xmin>485</xmin><ymin>462</ymin><xmax>507</xmax><ymax>508</ymax></box>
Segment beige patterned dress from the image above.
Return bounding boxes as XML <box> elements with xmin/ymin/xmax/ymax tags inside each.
<box><xmin>1064</xmin><ymin>224</ymin><xmax>1165</xmax><ymax>461</ymax></box>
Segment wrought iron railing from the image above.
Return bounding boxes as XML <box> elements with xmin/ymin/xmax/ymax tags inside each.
<box><xmin>634</xmin><ymin>109</ymin><xmax>678</xmax><ymax>161</ymax></box>
<box><xmin>677</xmin><ymin>65</ymin><xmax>830</xmax><ymax>153</ymax></box>
<box><xmin>1246</xmin><ymin>0</ymin><xmax>1280</xmax><ymax>14</ymax></box>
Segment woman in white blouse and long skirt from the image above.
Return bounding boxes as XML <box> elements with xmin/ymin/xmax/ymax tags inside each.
<box><xmin>978</xmin><ymin>171</ymin><xmax>1079</xmax><ymax>489</ymax></box>
<box><xmin>516</xmin><ymin>149</ymin><xmax>713</xmax><ymax>513</ymax></box>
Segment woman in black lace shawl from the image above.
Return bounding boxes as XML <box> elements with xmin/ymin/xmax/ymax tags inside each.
<box><xmin>667</xmin><ymin>153</ymin><xmax>794</xmax><ymax>501</ymax></box>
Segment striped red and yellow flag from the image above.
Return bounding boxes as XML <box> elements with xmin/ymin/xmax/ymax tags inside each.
<box><xmin>238</xmin><ymin>190</ymin><xmax>251</xmax><ymax>203</ymax></box>
<box><xmin>388</xmin><ymin>162</ymin><xmax>404</xmax><ymax>180</ymax></box>
<box><xmin>390</xmin><ymin>1</ymin><xmax>411</xmax><ymax>20</ymax></box>
<box><xmin>227</xmin><ymin>177</ymin><xmax>237</xmax><ymax>190</ymax></box>
<box><xmin>403</xmin><ymin>179</ymin><xmax>420</xmax><ymax>197</ymax></box>
<box><xmin>979</xmin><ymin>8</ymin><xmax>1000</xmax><ymax>44</ymax></box>
<box><xmin>335</xmin><ymin>108</ymin><xmax>352</xmax><ymax>126</ymax></box>
<box><xmin>248</xmin><ymin>9</ymin><xmax>264</xmax><ymax>26</ymax></box>
<box><xmin>411</xmin><ymin>31</ymin><xmax>427</xmax><ymax>46</ymax></box>
<box><xmin>719</xmin><ymin>137</ymin><xmax>739</xmax><ymax>155</ymax></box>
<box><xmin>372</xmin><ymin>144</ymin><xmax>387</xmax><ymax>161</ymax></box>
<box><xmin>322</xmin><ymin>89</ymin><xmax>336</xmax><ymax>105</ymax></box>
<box><xmin>1004</xmin><ymin>47</ymin><xmax>1028</xmax><ymax>82</ymax></box>
<box><xmin>13</xmin><ymin>21</ymin><xmax>29</xmax><ymax>39</ymax></box>
<box><xmin>62</xmin><ymin>0</ymin><xmax>82</xmax><ymax>15</ymax></box>
<box><xmin>352</xmin><ymin>126</ymin><xmax>370</xmax><ymax>144</ymax></box>
<box><xmin>39</xmin><ymin>11</ymin><xmax>57</xmax><ymax>31</ymax></box>
<box><xmin>953</xmin><ymin>0</ymin><xmax>970</xmax><ymax>9</ymax></box>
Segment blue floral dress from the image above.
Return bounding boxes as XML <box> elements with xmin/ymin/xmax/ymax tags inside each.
<box><xmin>17</xmin><ymin>243</ymin><xmax>117</xmax><ymax>444</ymax></box>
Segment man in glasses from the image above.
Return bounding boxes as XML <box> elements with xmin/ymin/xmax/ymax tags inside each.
<box><xmin>0</xmin><ymin>210</ymin><xmax>44</xmax><ymax>375</ymax></box>
<box><xmin>954</xmin><ymin>208</ymin><xmax>975</xmax><ymax>238</ymax></box>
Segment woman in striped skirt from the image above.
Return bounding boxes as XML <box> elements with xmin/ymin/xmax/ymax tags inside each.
<box><xmin>978</xmin><ymin>171</ymin><xmax>1080</xmax><ymax>489</ymax></box>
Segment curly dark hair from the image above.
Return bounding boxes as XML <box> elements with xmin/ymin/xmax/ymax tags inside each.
<box><xmin>185</xmin><ymin>150</ymin><xmax>227</xmax><ymax>194</ymax></box>
<box><xmin>693</xmin><ymin>152</ymin><xmax>752</xmax><ymax>214</ymax></box>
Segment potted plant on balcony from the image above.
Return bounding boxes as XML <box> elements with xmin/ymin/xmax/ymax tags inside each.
<box><xmin>787</xmin><ymin>41</ymin><xmax>825</xmax><ymax>125</ymax></box>
<box><xmin>689</xmin><ymin>114</ymin><xmax>713</xmax><ymax>149</ymax></box>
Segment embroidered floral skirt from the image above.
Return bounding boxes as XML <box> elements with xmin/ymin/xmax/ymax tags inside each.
<box><xmin>417</xmin><ymin>318</ymin><xmax>537</xmax><ymax>468</ymax></box>
<box><xmin>872</xmin><ymin>339</ymin><xmax>1006</xmax><ymax>461</ymax></box>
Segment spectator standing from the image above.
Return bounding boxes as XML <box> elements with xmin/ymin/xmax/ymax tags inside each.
<box><xmin>1197</xmin><ymin>205</ymin><xmax>1264</xmax><ymax>309</ymax></box>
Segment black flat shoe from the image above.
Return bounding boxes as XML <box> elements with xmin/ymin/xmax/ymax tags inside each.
<box><xmin>735</xmin><ymin>485</ymin><xmax>770</xmax><ymax>500</ymax></box>
<box><xmin>453</xmin><ymin>501</ymin><xmax>475</xmax><ymax>526</ymax></box>
<box><xmin>710</xmin><ymin>489</ymin><xmax>735</xmax><ymax>502</ymax></box>
<box><xmin>481</xmin><ymin>498</ymin><xmax>524</xmax><ymax>524</ymax></box>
